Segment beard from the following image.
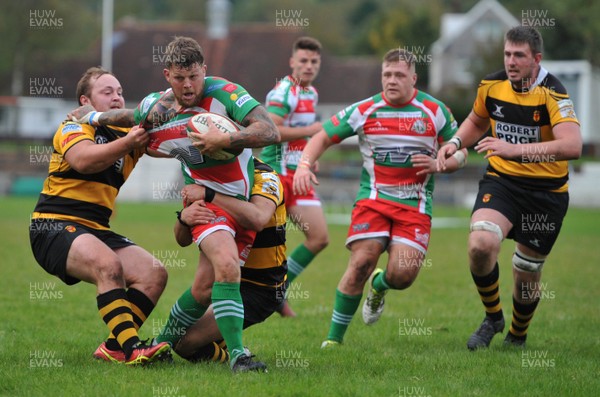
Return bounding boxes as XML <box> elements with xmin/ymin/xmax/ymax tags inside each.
<box><xmin>176</xmin><ymin>92</ymin><xmax>200</xmax><ymax>108</ymax></box>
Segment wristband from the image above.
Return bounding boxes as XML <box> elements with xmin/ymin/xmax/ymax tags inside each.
<box><xmin>89</xmin><ymin>111</ymin><xmax>103</xmax><ymax>126</ymax></box>
<box><xmin>204</xmin><ymin>187</ymin><xmax>216</xmax><ymax>203</ymax></box>
<box><xmin>298</xmin><ymin>159</ymin><xmax>311</xmax><ymax>169</ymax></box>
<box><xmin>448</xmin><ymin>136</ymin><xmax>462</xmax><ymax>150</ymax></box>
<box><xmin>175</xmin><ymin>210</ymin><xmax>189</xmax><ymax>227</ymax></box>
<box><xmin>452</xmin><ymin>150</ymin><xmax>467</xmax><ymax>168</ymax></box>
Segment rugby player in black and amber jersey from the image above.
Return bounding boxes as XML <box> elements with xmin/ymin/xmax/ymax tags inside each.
<box><xmin>170</xmin><ymin>158</ymin><xmax>286</xmax><ymax>367</ymax></box>
<box><xmin>437</xmin><ymin>26</ymin><xmax>582</xmax><ymax>350</ymax></box>
<box><xmin>29</xmin><ymin>67</ymin><xmax>171</xmax><ymax>365</ymax></box>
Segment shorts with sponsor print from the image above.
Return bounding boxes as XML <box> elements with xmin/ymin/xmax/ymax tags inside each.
<box><xmin>472</xmin><ymin>174</ymin><xmax>568</xmax><ymax>255</ymax></box>
<box><xmin>281</xmin><ymin>172</ymin><xmax>321</xmax><ymax>208</ymax></box>
<box><xmin>346</xmin><ymin>199</ymin><xmax>431</xmax><ymax>254</ymax></box>
<box><xmin>190</xmin><ymin>202</ymin><xmax>257</xmax><ymax>265</ymax></box>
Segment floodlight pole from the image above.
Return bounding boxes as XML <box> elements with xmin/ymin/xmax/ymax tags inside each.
<box><xmin>101</xmin><ymin>0</ymin><xmax>114</xmax><ymax>71</ymax></box>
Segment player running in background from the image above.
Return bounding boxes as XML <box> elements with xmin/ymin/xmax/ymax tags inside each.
<box><xmin>29</xmin><ymin>67</ymin><xmax>171</xmax><ymax>365</ymax></box>
<box><xmin>70</xmin><ymin>37</ymin><xmax>279</xmax><ymax>372</ymax></box>
<box><xmin>437</xmin><ymin>26</ymin><xmax>581</xmax><ymax>350</ymax></box>
<box><xmin>260</xmin><ymin>37</ymin><xmax>328</xmax><ymax>317</ymax></box>
<box><xmin>171</xmin><ymin>159</ymin><xmax>287</xmax><ymax>365</ymax></box>
<box><xmin>294</xmin><ymin>48</ymin><xmax>468</xmax><ymax>348</ymax></box>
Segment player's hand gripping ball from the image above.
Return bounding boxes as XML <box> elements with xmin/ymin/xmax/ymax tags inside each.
<box><xmin>186</xmin><ymin>112</ymin><xmax>243</xmax><ymax>160</ymax></box>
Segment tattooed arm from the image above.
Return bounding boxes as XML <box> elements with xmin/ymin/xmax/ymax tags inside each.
<box><xmin>233</xmin><ymin>105</ymin><xmax>280</xmax><ymax>148</ymax></box>
<box><xmin>146</xmin><ymin>90</ymin><xmax>178</xmax><ymax>128</ymax></box>
<box><xmin>68</xmin><ymin>105</ymin><xmax>135</xmax><ymax>127</ymax></box>
<box><xmin>98</xmin><ymin>109</ymin><xmax>136</xmax><ymax>127</ymax></box>
<box><xmin>68</xmin><ymin>90</ymin><xmax>178</xmax><ymax>128</ymax></box>
<box><xmin>189</xmin><ymin>105</ymin><xmax>280</xmax><ymax>156</ymax></box>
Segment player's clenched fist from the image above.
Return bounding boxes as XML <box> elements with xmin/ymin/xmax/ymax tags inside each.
<box><xmin>68</xmin><ymin>105</ymin><xmax>97</xmax><ymax>125</ymax></box>
<box><xmin>124</xmin><ymin>126</ymin><xmax>150</xmax><ymax>149</ymax></box>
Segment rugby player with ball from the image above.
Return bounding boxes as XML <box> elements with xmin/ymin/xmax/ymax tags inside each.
<box><xmin>70</xmin><ymin>36</ymin><xmax>279</xmax><ymax>372</ymax></box>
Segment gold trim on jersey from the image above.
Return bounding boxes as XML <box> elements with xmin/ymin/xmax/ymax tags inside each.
<box><xmin>31</xmin><ymin>212</ymin><xmax>110</xmax><ymax>230</ymax></box>
<box><xmin>241</xmin><ymin>278</ymin><xmax>286</xmax><ymax>289</ymax></box>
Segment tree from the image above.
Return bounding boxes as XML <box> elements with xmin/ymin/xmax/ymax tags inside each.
<box><xmin>0</xmin><ymin>0</ymin><xmax>98</xmax><ymax>95</ymax></box>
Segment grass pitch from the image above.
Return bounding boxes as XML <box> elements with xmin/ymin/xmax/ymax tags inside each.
<box><xmin>1</xmin><ymin>196</ymin><xmax>599</xmax><ymax>397</ymax></box>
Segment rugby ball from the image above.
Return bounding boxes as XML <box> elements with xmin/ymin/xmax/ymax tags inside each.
<box><xmin>186</xmin><ymin>112</ymin><xmax>243</xmax><ymax>160</ymax></box>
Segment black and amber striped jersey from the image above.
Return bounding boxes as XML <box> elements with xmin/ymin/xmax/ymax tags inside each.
<box><xmin>32</xmin><ymin>122</ymin><xmax>144</xmax><ymax>230</ymax></box>
<box><xmin>473</xmin><ymin>67</ymin><xmax>579</xmax><ymax>192</ymax></box>
<box><xmin>241</xmin><ymin>159</ymin><xmax>287</xmax><ymax>289</ymax></box>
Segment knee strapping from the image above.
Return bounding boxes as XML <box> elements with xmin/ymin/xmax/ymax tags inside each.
<box><xmin>470</xmin><ymin>221</ymin><xmax>503</xmax><ymax>241</ymax></box>
<box><xmin>513</xmin><ymin>248</ymin><xmax>545</xmax><ymax>272</ymax></box>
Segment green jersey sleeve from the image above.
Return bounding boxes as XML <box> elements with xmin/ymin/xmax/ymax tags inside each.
<box><xmin>203</xmin><ymin>77</ymin><xmax>260</xmax><ymax>124</ymax></box>
<box><xmin>322</xmin><ymin>105</ymin><xmax>358</xmax><ymax>144</ymax></box>
<box><xmin>134</xmin><ymin>91</ymin><xmax>163</xmax><ymax>126</ymax></box>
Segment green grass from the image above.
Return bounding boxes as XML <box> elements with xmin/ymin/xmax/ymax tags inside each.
<box><xmin>2</xmin><ymin>196</ymin><xmax>599</xmax><ymax>397</ymax></box>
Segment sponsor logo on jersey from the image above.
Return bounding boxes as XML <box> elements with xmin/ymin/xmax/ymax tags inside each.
<box><xmin>65</xmin><ymin>225</ymin><xmax>76</xmax><ymax>233</ymax></box>
<box><xmin>373</xmin><ymin>146</ymin><xmax>431</xmax><ymax>164</ymax></box>
<box><xmin>376</xmin><ymin>111</ymin><xmax>421</xmax><ymax>119</ymax></box>
<box><xmin>410</xmin><ymin>119</ymin><xmax>427</xmax><ymax>134</ymax></box>
<box><xmin>365</xmin><ymin>120</ymin><xmax>388</xmax><ymax>133</ymax></box>
<box><xmin>204</xmin><ymin>83</ymin><xmax>226</xmax><ymax>94</ymax></box>
<box><xmin>533</xmin><ymin>110</ymin><xmax>540</xmax><ymax>122</ymax></box>
<box><xmin>557</xmin><ymin>99</ymin><xmax>576</xmax><ymax>119</ymax></box>
<box><xmin>262</xmin><ymin>180</ymin><xmax>280</xmax><ymax>198</ymax></box>
<box><xmin>61</xmin><ymin>133</ymin><xmax>84</xmax><ymax>147</ymax></box>
<box><xmin>62</xmin><ymin>123</ymin><xmax>83</xmax><ymax>134</ymax></box>
<box><xmin>492</xmin><ymin>104</ymin><xmax>505</xmax><ymax>118</ymax></box>
<box><xmin>235</xmin><ymin>94</ymin><xmax>252</xmax><ymax>108</ymax></box>
<box><xmin>296</xmin><ymin>99</ymin><xmax>314</xmax><ymax>113</ymax></box>
<box><xmin>495</xmin><ymin>121</ymin><xmax>540</xmax><ymax>144</ymax></box>
<box><xmin>223</xmin><ymin>83</ymin><xmax>238</xmax><ymax>93</ymax></box>
<box><xmin>114</xmin><ymin>157</ymin><xmax>124</xmax><ymax>174</ymax></box>
<box><xmin>230</xmin><ymin>93</ymin><xmax>238</xmax><ymax>101</ymax></box>
<box><xmin>139</xmin><ymin>95</ymin><xmax>155</xmax><ymax>115</ymax></box>
<box><xmin>95</xmin><ymin>135</ymin><xmax>109</xmax><ymax>145</ymax></box>
<box><xmin>331</xmin><ymin>114</ymin><xmax>340</xmax><ymax>127</ymax></box>
<box><xmin>483</xmin><ymin>193</ymin><xmax>492</xmax><ymax>203</ymax></box>
<box><xmin>529</xmin><ymin>238</ymin><xmax>540</xmax><ymax>248</ymax></box>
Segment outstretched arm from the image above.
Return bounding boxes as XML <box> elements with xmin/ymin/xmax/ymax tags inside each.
<box><xmin>437</xmin><ymin>111</ymin><xmax>489</xmax><ymax>171</ymax></box>
<box><xmin>292</xmin><ymin>129</ymin><xmax>335</xmax><ymax>195</ymax></box>
<box><xmin>414</xmin><ymin>148</ymin><xmax>468</xmax><ymax>175</ymax></box>
<box><xmin>64</xmin><ymin>125</ymin><xmax>149</xmax><ymax>174</ymax></box>
<box><xmin>69</xmin><ymin>105</ymin><xmax>136</xmax><ymax>127</ymax></box>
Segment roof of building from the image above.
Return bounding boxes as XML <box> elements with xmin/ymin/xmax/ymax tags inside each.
<box><xmin>28</xmin><ymin>19</ymin><xmax>383</xmax><ymax>105</ymax></box>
